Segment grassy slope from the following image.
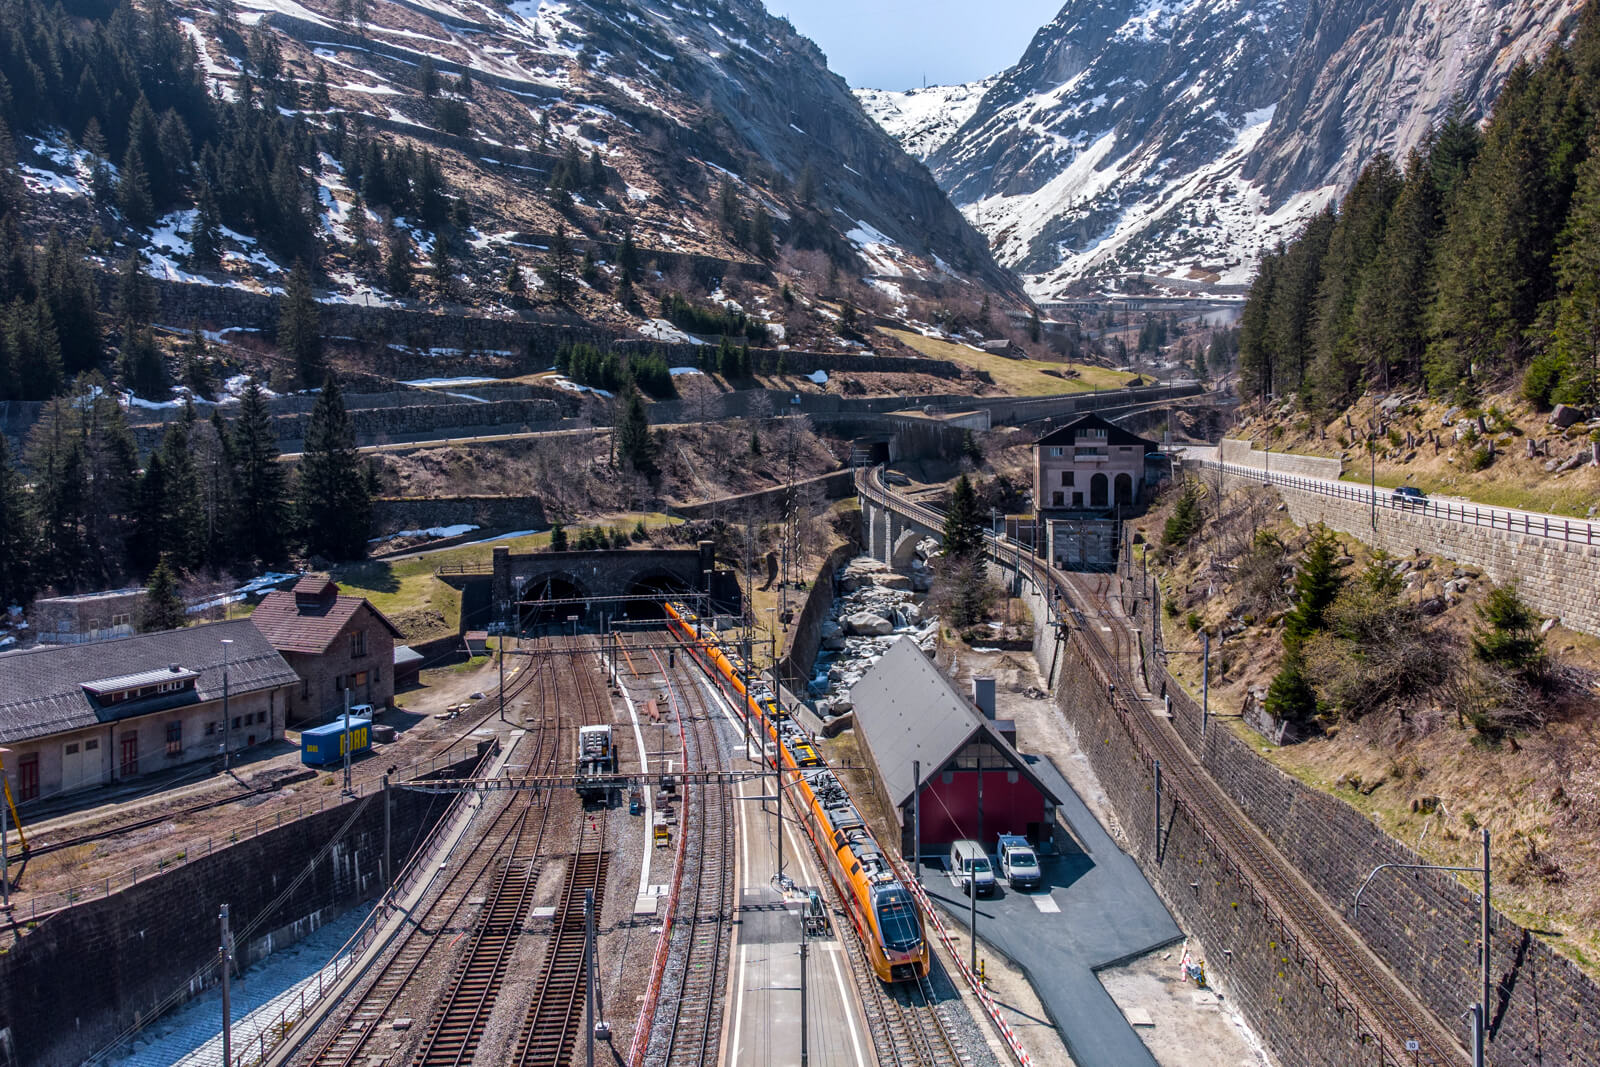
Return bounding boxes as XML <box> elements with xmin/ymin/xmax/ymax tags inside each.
<box><xmin>1140</xmin><ymin>486</ymin><xmax>1600</xmax><ymax>979</ymax></box>
<box><xmin>1232</xmin><ymin>393</ymin><xmax>1600</xmax><ymax>518</ymax></box>
<box><xmin>880</xmin><ymin>328</ymin><xmax>1139</xmax><ymax>396</ymax></box>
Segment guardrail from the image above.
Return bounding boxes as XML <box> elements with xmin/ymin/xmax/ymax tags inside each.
<box><xmin>1201</xmin><ymin>459</ymin><xmax>1600</xmax><ymax>546</ymax></box>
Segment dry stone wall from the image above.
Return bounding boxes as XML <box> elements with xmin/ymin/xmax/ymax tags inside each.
<box><xmin>1214</xmin><ymin>466</ymin><xmax>1600</xmax><ymax>636</ymax></box>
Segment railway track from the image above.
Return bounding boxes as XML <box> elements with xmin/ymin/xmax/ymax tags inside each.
<box><xmin>1058</xmin><ymin>570</ymin><xmax>1462</xmax><ymax>1065</ymax></box>
<box><xmin>860</xmin><ymin>467</ymin><xmax>1462</xmax><ymax>1066</ymax></box>
<box><xmin>649</xmin><ymin>643</ymin><xmax>736</xmax><ymax>1067</ymax></box>
<box><xmin>841</xmin><ymin>917</ymin><xmax>968</xmax><ymax>1067</ymax></box>
<box><xmin>507</xmin><ymin>633</ymin><xmax>617</xmax><ymax>1067</ymax></box>
<box><xmin>302</xmin><ymin>638</ymin><xmax>570</xmax><ymax>1067</ymax></box>
<box><xmin>18</xmin><ymin>635</ymin><xmax>544</xmax><ymax>865</ymax></box>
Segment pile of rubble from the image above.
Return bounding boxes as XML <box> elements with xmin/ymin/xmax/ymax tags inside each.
<box><xmin>809</xmin><ymin>548</ymin><xmax>939</xmax><ymax>717</ymax></box>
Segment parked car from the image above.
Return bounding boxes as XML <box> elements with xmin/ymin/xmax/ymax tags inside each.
<box><xmin>995</xmin><ymin>834</ymin><xmax>1042</xmax><ymax>889</ymax></box>
<box><xmin>950</xmin><ymin>839</ymin><xmax>997</xmax><ymax>896</ymax></box>
<box><xmin>1392</xmin><ymin>486</ymin><xmax>1428</xmax><ymax>507</ymax></box>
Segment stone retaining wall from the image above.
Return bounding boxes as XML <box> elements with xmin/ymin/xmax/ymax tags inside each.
<box><xmin>1008</xmin><ymin>575</ymin><xmax>1411</xmax><ymax>1066</ymax></box>
<box><xmin>1216</xmin><ymin>467</ymin><xmax>1600</xmax><ymax>636</ymax></box>
<box><xmin>372</xmin><ymin>495</ymin><xmax>547</xmax><ymax>536</ymax></box>
<box><xmin>673</xmin><ymin>470</ymin><xmax>855</xmax><ymax>521</ymax></box>
<box><xmin>0</xmin><ymin>745</ymin><xmax>488</xmax><ymax>1066</ymax></box>
<box><xmin>1218</xmin><ymin>438</ymin><xmax>1345</xmax><ymax>480</ymax></box>
<box><xmin>775</xmin><ymin>541</ymin><xmax>859</xmax><ymax>695</ymax></box>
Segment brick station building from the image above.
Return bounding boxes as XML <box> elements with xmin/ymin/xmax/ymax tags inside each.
<box><xmin>0</xmin><ymin>619</ymin><xmax>296</xmax><ymax>803</ymax></box>
<box><xmin>250</xmin><ymin>578</ymin><xmax>404</xmax><ymax>725</ymax></box>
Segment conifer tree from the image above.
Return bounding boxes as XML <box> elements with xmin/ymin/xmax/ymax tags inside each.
<box><xmin>27</xmin><ymin>411</ymin><xmax>88</xmax><ymax>586</ymax></box>
<box><xmin>119</xmin><ymin>140</ymin><xmax>156</xmax><ymax>229</ymax></box>
<box><xmin>279</xmin><ymin>261</ymin><xmax>323</xmax><ymax>384</ymax></box>
<box><xmin>385</xmin><ymin>220</ymin><xmax>413</xmax><ymax>297</ymax></box>
<box><xmin>614</xmin><ymin>389</ymin><xmax>656</xmax><ymax>475</ymax></box>
<box><xmin>549</xmin><ymin>521</ymin><xmax>568</xmax><ymax>552</ymax></box>
<box><xmin>941</xmin><ymin>474</ymin><xmax>985</xmax><ymax>559</ymax></box>
<box><xmin>0</xmin><ymin>436</ymin><xmax>36</xmax><ymax>607</ymax></box>
<box><xmin>232</xmin><ymin>380</ymin><xmax>288</xmax><ymax>564</ymax></box>
<box><xmin>297</xmin><ymin>374</ymin><xmax>372</xmax><ymax>560</ymax></box>
<box><xmin>191</xmin><ymin>181</ymin><xmax>223</xmax><ymax>269</ymax></box>
<box><xmin>138</xmin><ymin>557</ymin><xmax>188</xmax><ymax>632</ymax></box>
<box><xmin>542</xmin><ymin>224</ymin><xmax>577</xmax><ymax>305</ymax></box>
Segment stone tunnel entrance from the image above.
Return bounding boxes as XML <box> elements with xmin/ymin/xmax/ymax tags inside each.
<box><xmin>518</xmin><ymin>573</ymin><xmax>591</xmax><ymax>633</ymax></box>
<box><xmin>621</xmin><ymin>571</ymin><xmax>692</xmax><ymax>622</ymax></box>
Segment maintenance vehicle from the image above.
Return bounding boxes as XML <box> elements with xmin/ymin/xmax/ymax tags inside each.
<box><xmin>996</xmin><ymin>833</ymin><xmax>1042</xmax><ymax>889</ymax></box>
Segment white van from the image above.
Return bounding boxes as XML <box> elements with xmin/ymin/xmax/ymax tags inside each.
<box><xmin>995</xmin><ymin>834</ymin><xmax>1041</xmax><ymax>889</ymax></box>
<box><xmin>950</xmin><ymin>839</ymin><xmax>997</xmax><ymax>896</ymax></box>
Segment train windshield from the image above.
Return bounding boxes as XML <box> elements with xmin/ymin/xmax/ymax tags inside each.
<box><xmin>874</xmin><ymin>888</ymin><xmax>922</xmax><ymax>952</ymax></box>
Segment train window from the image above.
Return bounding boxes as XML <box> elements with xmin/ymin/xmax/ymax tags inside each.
<box><xmin>874</xmin><ymin>888</ymin><xmax>922</xmax><ymax>951</ymax></box>
<box><xmin>851</xmin><ymin>862</ymin><xmax>861</xmax><ymax>875</ymax></box>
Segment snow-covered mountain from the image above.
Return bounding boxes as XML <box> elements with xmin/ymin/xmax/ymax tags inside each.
<box><xmin>18</xmin><ymin>0</ymin><xmax>1023</xmax><ymax>333</ymax></box>
<box><xmin>862</xmin><ymin>0</ymin><xmax>1585</xmax><ymax>300</ymax></box>
<box><xmin>854</xmin><ymin>79</ymin><xmax>996</xmax><ymax>160</ymax></box>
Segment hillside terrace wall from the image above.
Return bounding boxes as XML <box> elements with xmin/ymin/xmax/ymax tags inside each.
<box><xmin>1218</xmin><ymin>438</ymin><xmax>1344</xmax><ymax>480</ymax></box>
<box><xmin>775</xmin><ymin>541</ymin><xmax>859</xmax><ymax>696</ymax></box>
<box><xmin>1005</xmin><ymin>573</ymin><xmax>1420</xmax><ymax>1066</ymax></box>
<box><xmin>0</xmin><ymin>745</ymin><xmax>488</xmax><ymax>1067</ymax></box>
<box><xmin>1214</xmin><ymin>466</ymin><xmax>1600</xmax><ymax>637</ymax></box>
<box><xmin>1131</xmin><ymin>578</ymin><xmax>1600</xmax><ymax>1064</ymax></box>
<box><xmin>372</xmin><ymin>495</ymin><xmax>548</xmax><ymax>536</ymax></box>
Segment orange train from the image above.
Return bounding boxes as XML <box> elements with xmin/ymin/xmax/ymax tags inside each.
<box><xmin>664</xmin><ymin>601</ymin><xmax>928</xmax><ymax>982</ymax></box>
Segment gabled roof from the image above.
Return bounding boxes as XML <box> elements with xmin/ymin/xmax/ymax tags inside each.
<box><xmin>0</xmin><ymin>619</ymin><xmax>298</xmax><ymax>745</ymax></box>
<box><xmin>251</xmin><ymin>583</ymin><xmax>403</xmax><ymax>656</ymax></box>
<box><xmin>846</xmin><ymin>638</ymin><xmax>1059</xmax><ymax>810</ymax></box>
<box><xmin>1034</xmin><ymin>412</ymin><xmax>1156</xmax><ymax>450</ymax></box>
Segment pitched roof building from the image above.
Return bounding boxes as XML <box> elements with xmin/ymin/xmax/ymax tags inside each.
<box><xmin>847</xmin><ymin>638</ymin><xmax>1059</xmax><ymax>861</ymax></box>
<box><xmin>251</xmin><ymin>578</ymin><xmax>404</xmax><ymax>724</ymax></box>
<box><xmin>0</xmin><ymin>619</ymin><xmax>297</xmax><ymax>803</ymax></box>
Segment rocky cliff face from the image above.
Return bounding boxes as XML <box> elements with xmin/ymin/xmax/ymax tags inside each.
<box><xmin>863</xmin><ymin>0</ymin><xmax>1583</xmax><ymax>299</ymax></box>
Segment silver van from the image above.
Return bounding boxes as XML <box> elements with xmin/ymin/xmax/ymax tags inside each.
<box><xmin>950</xmin><ymin>839</ymin><xmax>997</xmax><ymax>896</ymax></box>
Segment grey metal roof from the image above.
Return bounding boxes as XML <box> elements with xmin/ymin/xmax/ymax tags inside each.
<box><xmin>82</xmin><ymin>666</ymin><xmax>200</xmax><ymax>695</ymax></box>
<box><xmin>393</xmin><ymin>645</ymin><xmax>425</xmax><ymax>668</ymax></box>
<box><xmin>846</xmin><ymin>637</ymin><xmax>1059</xmax><ymax>810</ymax></box>
<box><xmin>0</xmin><ymin>619</ymin><xmax>299</xmax><ymax>745</ymax></box>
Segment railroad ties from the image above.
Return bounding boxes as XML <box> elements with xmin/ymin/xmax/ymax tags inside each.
<box><xmin>841</xmin><ymin>918</ymin><xmax>970</xmax><ymax>1067</ymax></box>
<box><xmin>510</xmin><ymin>847</ymin><xmax>610</xmax><ymax>1065</ymax></box>
<box><xmin>654</xmin><ymin>640</ymin><xmax>737</xmax><ymax>1067</ymax></box>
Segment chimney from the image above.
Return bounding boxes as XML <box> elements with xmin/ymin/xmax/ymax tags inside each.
<box><xmin>972</xmin><ymin>677</ymin><xmax>996</xmax><ymax>720</ymax></box>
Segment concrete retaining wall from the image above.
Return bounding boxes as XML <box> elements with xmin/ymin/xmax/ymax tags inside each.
<box><xmin>1218</xmin><ymin>438</ymin><xmax>1344</xmax><ymax>480</ymax></box>
<box><xmin>1215</xmin><ymin>467</ymin><xmax>1600</xmax><ymax>636</ymax></box>
<box><xmin>673</xmin><ymin>470</ymin><xmax>855</xmax><ymax>522</ymax></box>
<box><xmin>0</xmin><ymin>746</ymin><xmax>488</xmax><ymax>1066</ymax></box>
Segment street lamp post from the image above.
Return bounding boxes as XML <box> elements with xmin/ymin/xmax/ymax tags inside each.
<box><xmin>1353</xmin><ymin>828</ymin><xmax>1492</xmax><ymax>1067</ymax></box>
<box><xmin>220</xmin><ymin>639</ymin><xmax>234</xmax><ymax>773</ymax></box>
<box><xmin>1370</xmin><ymin>434</ymin><xmax>1378</xmax><ymax>531</ymax></box>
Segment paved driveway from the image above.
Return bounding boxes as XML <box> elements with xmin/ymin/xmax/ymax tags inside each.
<box><xmin>922</xmin><ymin>754</ymin><xmax>1181</xmax><ymax>1067</ymax></box>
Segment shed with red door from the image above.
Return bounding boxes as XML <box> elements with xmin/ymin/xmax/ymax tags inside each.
<box><xmin>846</xmin><ymin>637</ymin><xmax>1058</xmax><ymax>864</ymax></box>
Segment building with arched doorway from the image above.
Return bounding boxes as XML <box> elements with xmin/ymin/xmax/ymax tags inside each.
<box><xmin>1032</xmin><ymin>414</ymin><xmax>1157</xmax><ymax>570</ymax></box>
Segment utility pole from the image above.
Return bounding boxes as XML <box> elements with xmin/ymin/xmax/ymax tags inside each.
<box><xmin>1153</xmin><ymin>759</ymin><xmax>1162</xmax><ymax>860</ymax></box>
<box><xmin>971</xmin><ymin>759</ymin><xmax>983</xmax><ymax>977</ymax></box>
<box><xmin>799</xmin><ymin>909</ymin><xmax>810</xmax><ymax>1067</ymax></box>
<box><xmin>342</xmin><ymin>688</ymin><xmax>353</xmax><ymax>797</ymax></box>
<box><xmin>911</xmin><ymin>759</ymin><xmax>921</xmax><ymax>883</ymax></box>
<box><xmin>0</xmin><ymin>771</ymin><xmax>10</xmax><ymax>912</ymax></box>
<box><xmin>775</xmin><ymin>728</ymin><xmax>785</xmax><ymax>884</ymax></box>
<box><xmin>1370</xmin><ymin>435</ymin><xmax>1377</xmax><ymax>530</ymax></box>
<box><xmin>498</xmin><ymin>636</ymin><xmax>507</xmax><ymax>723</ymax></box>
<box><xmin>1353</xmin><ymin>827</ymin><xmax>1492</xmax><ymax>1067</ymax></box>
<box><xmin>382</xmin><ymin>773</ymin><xmax>392</xmax><ymax>889</ymax></box>
<box><xmin>219</xmin><ymin>903</ymin><xmax>233</xmax><ymax>1067</ymax></box>
<box><xmin>1201</xmin><ymin>630</ymin><xmax>1210</xmax><ymax>740</ymax></box>
<box><xmin>221</xmin><ymin>638</ymin><xmax>233</xmax><ymax>772</ymax></box>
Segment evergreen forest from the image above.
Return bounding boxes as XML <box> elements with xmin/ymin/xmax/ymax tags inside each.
<box><xmin>1239</xmin><ymin>4</ymin><xmax>1600</xmax><ymax>414</ymax></box>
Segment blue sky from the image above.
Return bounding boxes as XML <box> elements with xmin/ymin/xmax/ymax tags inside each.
<box><xmin>763</xmin><ymin>1</ymin><xmax>1063</xmax><ymax>90</ymax></box>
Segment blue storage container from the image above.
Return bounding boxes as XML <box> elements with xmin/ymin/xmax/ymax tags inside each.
<box><xmin>300</xmin><ymin>716</ymin><xmax>372</xmax><ymax>766</ymax></box>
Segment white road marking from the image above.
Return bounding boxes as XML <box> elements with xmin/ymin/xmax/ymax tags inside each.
<box><xmin>1033</xmin><ymin>895</ymin><xmax>1061</xmax><ymax>914</ymax></box>
<box><xmin>616</xmin><ymin>670</ymin><xmax>656</xmax><ymax>898</ymax></box>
